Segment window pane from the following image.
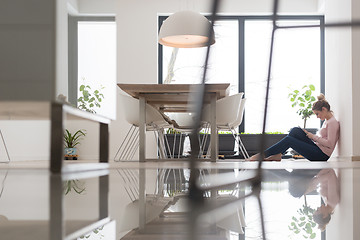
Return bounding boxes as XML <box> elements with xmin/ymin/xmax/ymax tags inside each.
<box><xmin>162</xmin><ymin>20</ymin><xmax>239</xmax><ymax>95</ymax></box>
<box><xmin>244</xmin><ymin>20</ymin><xmax>321</xmax><ymax>133</ymax></box>
<box><xmin>78</xmin><ymin>21</ymin><xmax>116</xmax><ymax>119</ymax></box>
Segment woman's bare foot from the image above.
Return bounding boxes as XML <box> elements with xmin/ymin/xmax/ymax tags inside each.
<box><xmin>264</xmin><ymin>153</ymin><xmax>282</xmax><ymax>161</ymax></box>
<box><xmin>248</xmin><ymin>153</ymin><xmax>262</xmax><ymax>161</ymax></box>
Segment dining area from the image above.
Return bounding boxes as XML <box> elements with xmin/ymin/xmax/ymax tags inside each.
<box><xmin>115</xmin><ymin>83</ymin><xmax>248</xmax><ymax>162</ymax></box>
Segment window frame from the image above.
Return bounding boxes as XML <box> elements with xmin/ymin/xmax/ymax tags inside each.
<box><xmin>158</xmin><ymin>15</ymin><xmax>325</xmax><ymax>132</ymax></box>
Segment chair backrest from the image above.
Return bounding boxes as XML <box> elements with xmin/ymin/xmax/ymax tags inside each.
<box><xmin>229</xmin><ymin>98</ymin><xmax>246</xmax><ymax>128</ymax></box>
<box><xmin>202</xmin><ymin>92</ymin><xmax>244</xmax><ymax>126</ymax></box>
<box><xmin>216</xmin><ymin>92</ymin><xmax>244</xmax><ymax>125</ymax></box>
<box><xmin>120</xmin><ymin>94</ymin><xmax>166</xmax><ymax>126</ymax></box>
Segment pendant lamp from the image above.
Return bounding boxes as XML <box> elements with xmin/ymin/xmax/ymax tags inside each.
<box><xmin>158</xmin><ymin>11</ymin><xmax>215</xmax><ymax>48</ymax></box>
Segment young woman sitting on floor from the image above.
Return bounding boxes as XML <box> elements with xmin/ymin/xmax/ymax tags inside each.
<box><xmin>249</xmin><ymin>94</ymin><xmax>340</xmax><ymax>161</ymax></box>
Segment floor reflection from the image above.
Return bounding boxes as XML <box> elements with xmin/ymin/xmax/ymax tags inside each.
<box><xmin>0</xmin><ymin>165</ymin><xmax>346</xmax><ymax>240</ymax></box>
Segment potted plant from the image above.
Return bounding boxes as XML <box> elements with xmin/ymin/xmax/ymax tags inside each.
<box><xmin>77</xmin><ymin>81</ymin><xmax>105</xmax><ymax>114</ymax></box>
<box><xmin>63</xmin><ymin>129</ymin><xmax>86</xmax><ymax>160</ymax></box>
<box><xmin>198</xmin><ymin>131</ymin><xmax>236</xmax><ymax>156</ymax></box>
<box><xmin>218</xmin><ymin>131</ymin><xmax>236</xmax><ymax>155</ymax></box>
<box><xmin>238</xmin><ymin>132</ymin><xmax>288</xmax><ymax>157</ymax></box>
<box><xmin>164</xmin><ymin>128</ymin><xmax>186</xmax><ymax>157</ymax></box>
<box><xmin>288</xmin><ymin>84</ymin><xmax>317</xmax><ymax>132</ymax></box>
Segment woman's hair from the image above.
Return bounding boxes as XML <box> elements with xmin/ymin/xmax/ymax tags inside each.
<box><xmin>312</xmin><ymin>93</ymin><xmax>331</xmax><ymax>111</ymax></box>
<box><xmin>313</xmin><ymin>208</ymin><xmax>332</xmax><ymax>232</ymax></box>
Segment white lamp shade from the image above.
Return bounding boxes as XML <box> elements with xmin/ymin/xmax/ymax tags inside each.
<box><xmin>158</xmin><ymin>11</ymin><xmax>215</xmax><ymax>48</ymax></box>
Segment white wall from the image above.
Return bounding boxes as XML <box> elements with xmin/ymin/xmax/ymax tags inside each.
<box><xmin>324</xmin><ymin>0</ymin><xmax>360</xmax><ymax>238</ymax></box>
<box><xmin>56</xmin><ymin>0</ymin><xmax>70</xmax><ymax>98</ymax></box>
<box><xmin>324</xmin><ymin>0</ymin><xmax>360</xmax><ymax>160</ymax></box>
<box><xmin>77</xmin><ymin>0</ymin><xmax>116</xmax><ymax>15</ymax></box>
<box><xmin>326</xmin><ymin>168</ymin><xmax>360</xmax><ymax>240</ymax></box>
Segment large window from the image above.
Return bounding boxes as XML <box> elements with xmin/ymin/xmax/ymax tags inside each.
<box><xmin>159</xmin><ymin>16</ymin><xmax>324</xmax><ymax>133</ymax></box>
<box><xmin>68</xmin><ymin>17</ymin><xmax>116</xmax><ymax>120</ymax></box>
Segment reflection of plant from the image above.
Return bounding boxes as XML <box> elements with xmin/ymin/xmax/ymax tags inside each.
<box><xmin>63</xmin><ymin>179</ymin><xmax>86</xmax><ymax>195</ymax></box>
<box><xmin>64</xmin><ymin>129</ymin><xmax>86</xmax><ymax>148</ymax></box>
<box><xmin>288</xmin><ymin>84</ymin><xmax>316</xmax><ymax>128</ymax></box>
<box><xmin>77</xmin><ymin>83</ymin><xmax>105</xmax><ymax>114</ymax></box>
<box><xmin>289</xmin><ymin>196</ymin><xmax>317</xmax><ymax>239</ymax></box>
<box><xmin>80</xmin><ymin>225</ymin><xmax>104</xmax><ymax>239</ymax></box>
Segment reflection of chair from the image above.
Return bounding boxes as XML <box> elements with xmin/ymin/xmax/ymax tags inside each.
<box><xmin>216</xmin><ymin>195</ymin><xmax>246</xmax><ymax>235</ymax></box>
<box><xmin>114</xmin><ymin>94</ymin><xmax>172</xmax><ymax>161</ymax></box>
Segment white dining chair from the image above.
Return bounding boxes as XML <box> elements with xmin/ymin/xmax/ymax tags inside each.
<box><xmin>201</xmin><ymin>93</ymin><xmax>249</xmax><ymax>159</ymax></box>
<box><xmin>226</xmin><ymin>98</ymin><xmax>249</xmax><ymax>159</ymax></box>
<box><xmin>114</xmin><ymin>94</ymin><xmax>172</xmax><ymax>161</ymax></box>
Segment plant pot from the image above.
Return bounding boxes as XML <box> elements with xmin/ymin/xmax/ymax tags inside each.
<box><xmin>64</xmin><ymin>147</ymin><xmax>78</xmax><ymax>160</ymax></box>
<box><xmin>199</xmin><ymin>134</ymin><xmax>236</xmax><ymax>155</ymax></box>
<box><xmin>238</xmin><ymin>134</ymin><xmax>288</xmax><ymax>157</ymax></box>
<box><xmin>164</xmin><ymin>134</ymin><xmax>186</xmax><ymax>157</ymax></box>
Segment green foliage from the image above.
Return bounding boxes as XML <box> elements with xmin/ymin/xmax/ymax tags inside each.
<box><xmin>218</xmin><ymin>131</ymin><xmax>233</xmax><ymax>134</ymax></box>
<box><xmin>166</xmin><ymin>128</ymin><xmax>182</xmax><ymax>134</ymax></box>
<box><xmin>77</xmin><ymin>84</ymin><xmax>105</xmax><ymax>114</ymax></box>
<box><xmin>239</xmin><ymin>131</ymin><xmax>286</xmax><ymax>134</ymax></box>
<box><xmin>289</xmin><ymin>201</ymin><xmax>317</xmax><ymax>239</ymax></box>
<box><xmin>63</xmin><ymin>179</ymin><xmax>86</xmax><ymax>195</ymax></box>
<box><xmin>63</xmin><ymin>129</ymin><xmax>86</xmax><ymax>148</ymax></box>
<box><xmin>288</xmin><ymin>84</ymin><xmax>316</xmax><ymax>128</ymax></box>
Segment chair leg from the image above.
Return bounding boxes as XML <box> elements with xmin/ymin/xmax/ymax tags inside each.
<box><xmin>159</xmin><ymin>130</ymin><xmax>173</xmax><ymax>158</ymax></box>
<box><xmin>229</xmin><ymin>127</ymin><xmax>249</xmax><ymax>159</ymax></box>
<box><xmin>177</xmin><ymin>133</ymin><xmax>183</xmax><ymax>158</ymax></box>
<box><xmin>0</xmin><ymin>130</ymin><xmax>10</xmax><ymax>163</ymax></box>
<box><xmin>157</xmin><ymin>128</ymin><xmax>169</xmax><ymax>159</ymax></box>
<box><xmin>114</xmin><ymin>125</ymin><xmax>139</xmax><ymax>161</ymax></box>
<box><xmin>237</xmin><ymin>135</ymin><xmax>250</xmax><ymax>159</ymax></box>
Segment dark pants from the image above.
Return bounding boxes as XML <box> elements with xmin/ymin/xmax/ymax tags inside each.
<box><xmin>265</xmin><ymin>127</ymin><xmax>329</xmax><ymax>161</ymax></box>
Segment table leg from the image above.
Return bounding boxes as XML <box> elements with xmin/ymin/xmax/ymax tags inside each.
<box><xmin>139</xmin><ymin>168</ymin><xmax>146</xmax><ymax>231</ymax></box>
<box><xmin>51</xmin><ymin>102</ymin><xmax>64</xmax><ymax>173</ymax></box>
<box><xmin>139</xmin><ymin>96</ymin><xmax>146</xmax><ymax>162</ymax></box>
<box><xmin>210</xmin><ymin>94</ymin><xmax>217</xmax><ymax>162</ymax></box>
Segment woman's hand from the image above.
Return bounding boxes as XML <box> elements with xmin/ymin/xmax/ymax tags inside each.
<box><xmin>303</xmin><ymin>129</ymin><xmax>314</xmax><ymax>139</ymax></box>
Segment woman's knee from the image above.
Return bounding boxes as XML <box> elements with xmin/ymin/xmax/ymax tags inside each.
<box><xmin>289</xmin><ymin>127</ymin><xmax>303</xmax><ymax>136</ymax></box>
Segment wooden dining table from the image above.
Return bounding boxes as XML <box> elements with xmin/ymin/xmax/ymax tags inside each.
<box><xmin>117</xmin><ymin>83</ymin><xmax>230</xmax><ymax>161</ymax></box>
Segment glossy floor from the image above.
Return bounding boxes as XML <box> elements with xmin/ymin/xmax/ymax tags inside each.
<box><xmin>0</xmin><ymin>159</ymin><xmax>359</xmax><ymax>240</ymax></box>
